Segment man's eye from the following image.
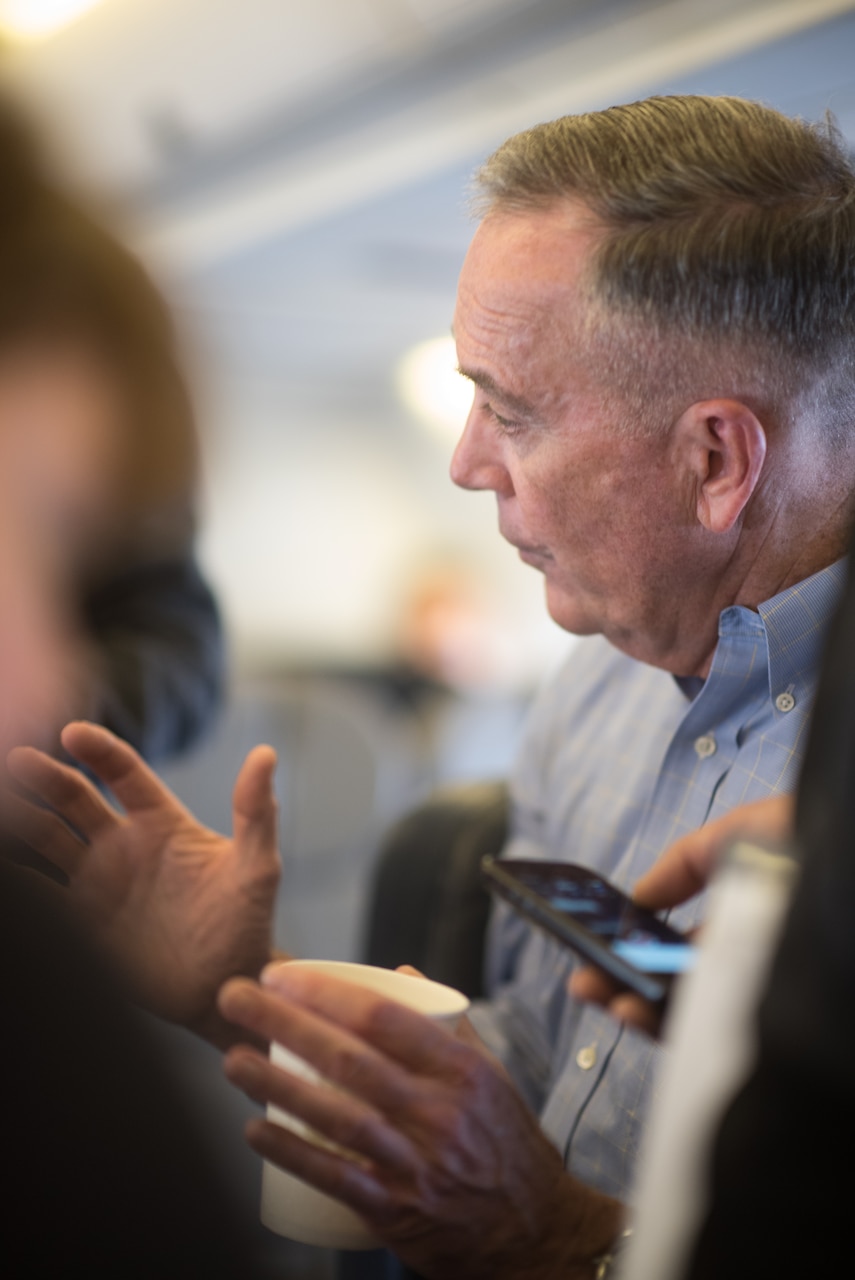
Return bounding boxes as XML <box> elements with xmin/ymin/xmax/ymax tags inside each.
<box><xmin>484</xmin><ymin>403</ymin><xmax>522</xmax><ymax>434</ymax></box>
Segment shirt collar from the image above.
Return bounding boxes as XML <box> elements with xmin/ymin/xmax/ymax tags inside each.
<box><xmin>672</xmin><ymin>559</ymin><xmax>847</xmax><ymax>705</ymax></box>
<box><xmin>718</xmin><ymin>558</ymin><xmax>847</xmax><ymax>705</ymax></box>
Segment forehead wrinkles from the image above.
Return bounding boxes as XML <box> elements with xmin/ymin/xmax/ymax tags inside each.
<box><xmin>455</xmin><ymin>275</ymin><xmax>543</xmax><ymax>357</ymax></box>
<box><xmin>456</xmin><ymin>268</ymin><xmax>594</xmax><ymax>420</ymax></box>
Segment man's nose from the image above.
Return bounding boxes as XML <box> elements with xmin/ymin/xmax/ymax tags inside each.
<box><xmin>450</xmin><ymin>409</ymin><xmax>513</xmax><ymax>495</ymax></box>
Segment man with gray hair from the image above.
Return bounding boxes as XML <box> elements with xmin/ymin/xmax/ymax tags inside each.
<box><xmin>13</xmin><ymin>96</ymin><xmax>855</xmax><ymax>1277</ymax></box>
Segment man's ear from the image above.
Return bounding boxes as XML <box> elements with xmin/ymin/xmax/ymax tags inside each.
<box><xmin>674</xmin><ymin>399</ymin><xmax>767</xmax><ymax>534</ymax></box>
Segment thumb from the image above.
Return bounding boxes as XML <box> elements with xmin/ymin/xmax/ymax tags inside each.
<box><xmin>632</xmin><ymin>827</ymin><xmax>714</xmax><ymax>912</ymax></box>
<box><xmin>634</xmin><ymin>793</ymin><xmax>795</xmax><ymax>911</ymax></box>
<box><xmin>232</xmin><ymin>745</ymin><xmax>279</xmax><ymax>867</ymax></box>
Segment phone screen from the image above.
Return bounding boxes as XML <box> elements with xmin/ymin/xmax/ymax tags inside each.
<box><xmin>499</xmin><ymin>862</ymin><xmax>694</xmax><ymax>975</ymax></box>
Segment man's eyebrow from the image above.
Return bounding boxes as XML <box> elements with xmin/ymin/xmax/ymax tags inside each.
<box><xmin>456</xmin><ymin>366</ymin><xmax>537</xmax><ymax>419</ymax></box>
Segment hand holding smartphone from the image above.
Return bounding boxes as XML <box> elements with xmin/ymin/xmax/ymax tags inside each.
<box><xmin>481</xmin><ymin>856</ymin><xmax>696</xmax><ymax>1003</ymax></box>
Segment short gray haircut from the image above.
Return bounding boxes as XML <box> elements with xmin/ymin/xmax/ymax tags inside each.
<box><xmin>475</xmin><ymin>96</ymin><xmax>855</xmax><ymax>444</ymax></box>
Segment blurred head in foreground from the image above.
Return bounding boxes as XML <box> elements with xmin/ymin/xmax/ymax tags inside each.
<box><xmin>0</xmin><ymin>99</ymin><xmax>200</xmax><ymax>750</ymax></box>
<box><xmin>0</xmin><ymin>102</ymin><xmax>198</xmax><ymax>577</ymax></box>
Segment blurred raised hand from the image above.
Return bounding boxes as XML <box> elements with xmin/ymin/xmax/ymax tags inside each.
<box><xmin>7</xmin><ymin>721</ymin><xmax>281</xmax><ymax>1045</ymax></box>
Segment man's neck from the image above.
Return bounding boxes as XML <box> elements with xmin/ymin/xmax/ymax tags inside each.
<box><xmin>612</xmin><ymin>515</ymin><xmax>850</xmax><ymax>681</ymax></box>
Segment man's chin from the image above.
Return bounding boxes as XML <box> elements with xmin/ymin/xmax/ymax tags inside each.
<box><xmin>544</xmin><ymin>582</ymin><xmax>602</xmax><ymax>637</ymax></box>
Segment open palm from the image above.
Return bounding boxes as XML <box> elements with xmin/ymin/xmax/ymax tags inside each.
<box><xmin>8</xmin><ymin>722</ymin><xmax>281</xmax><ymax>1042</ymax></box>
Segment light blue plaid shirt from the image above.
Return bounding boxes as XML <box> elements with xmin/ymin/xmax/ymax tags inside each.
<box><xmin>470</xmin><ymin>560</ymin><xmax>846</xmax><ymax>1201</ymax></box>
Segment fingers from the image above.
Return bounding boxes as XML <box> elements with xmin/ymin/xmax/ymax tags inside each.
<box><xmin>633</xmin><ymin>794</ymin><xmax>795</xmax><ymax>911</ymax></box>
<box><xmin>568</xmin><ymin>965</ymin><xmax>621</xmax><ymax>1009</ymax></box>
<box><xmin>632</xmin><ymin>828</ymin><xmax>715</xmax><ymax>911</ymax></box>
<box><xmin>7</xmin><ymin>746</ymin><xmax>120</xmax><ymax>840</ymax></box>
<box><xmin>608</xmin><ymin>992</ymin><xmax>664</xmax><ymax>1038</ymax></box>
<box><xmin>3</xmin><ymin>791</ymin><xmax>87</xmax><ymax>874</ymax></box>
<box><xmin>568</xmin><ymin>967</ymin><xmax>664</xmax><ymax>1039</ymax></box>
<box><xmin>260</xmin><ymin>965</ymin><xmax>471</xmax><ymax>1079</ymax></box>
<box><xmin>244</xmin><ymin>1116</ymin><xmax>390</xmax><ymax>1221</ymax></box>
<box><xmin>232</xmin><ymin>746</ymin><xmax>279</xmax><ymax>871</ymax></box>
<box><xmin>223</xmin><ymin>1045</ymin><xmax>414</xmax><ymax>1171</ymax></box>
<box><xmin>59</xmin><ymin>722</ymin><xmax>181</xmax><ymax>814</ymax></box>
<box><xmin>219</xmin><ymin>979</ymin><xmax>416</xmax><ymax>1116</ymax></box>
<box><xmin>392</xmin><ymin>968</ymin><xmax>495</xmax><ymax>1064</ymax></box>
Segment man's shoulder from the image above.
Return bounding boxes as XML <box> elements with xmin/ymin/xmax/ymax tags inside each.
<box><xmin>534</xmin><ymin>634</ymin><xmax>676</xmax><ymax>718</ymax></box>
<box><xmin>554</xmin><ymin>633</ymin><xmax>642</xmax><ymax>676</ymax></box>
<box><xmin>517</xmin><ymin>635</ymin><xmax>683</xmax><ymax>781</ymax></box>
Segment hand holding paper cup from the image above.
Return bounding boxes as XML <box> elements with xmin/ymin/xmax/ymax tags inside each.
<box><xmin>256</xmin><ymin>960</ymin><xmax>470</xmax><ymax>1250</ymax></box>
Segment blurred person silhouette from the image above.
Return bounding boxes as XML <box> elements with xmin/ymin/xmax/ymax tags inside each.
<box><xmin>0</xmin><ymin>98</ymin><xmax>224</xmax><ymax>768</ymax></box>
<box><xmin>0</xmin><ymin>329</ymin><xmax>258</xmax><ymax>1276</ymax></box>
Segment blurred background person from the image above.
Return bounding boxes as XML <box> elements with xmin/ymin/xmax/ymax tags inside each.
<box><xmin>0</xmin><ymin>89</ymin><xmax>305</xmax><ymax>1279</ymax></box>
<box><xmin>0</xmin><ymin>351</ymin><xmax>257</xmax><ymax>1278</ymax></box>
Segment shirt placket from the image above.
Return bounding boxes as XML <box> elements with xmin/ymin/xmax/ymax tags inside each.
<box><xmin>541</xmin><ymin>624</ymin><xmax>770</xmax><ymax>1169</ymax></box>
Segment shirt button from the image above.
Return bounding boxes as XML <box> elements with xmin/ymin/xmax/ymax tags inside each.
<box><xmin>576</xmin><ymin>1044</ymin><xmax>597</xmax><ymax>1071</ymax></box>
<box><xmin>694</xmin><ymin>734</ymin><xmax>717</xmax><ymax>759</ymax></box>
<box><xmin>775</xmin><ymin>692</ymin><xmax>796</xmax><ymax>713</ymax></box>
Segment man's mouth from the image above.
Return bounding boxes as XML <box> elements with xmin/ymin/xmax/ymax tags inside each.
<box><xmin>499</xmin><ymin>518</ymin><xmax>554</xmax><ymax>566</ymax></box>
<box><xmin>511</xmin><ymin>540</ymin><xmax>554</xmax><ymax>567</ymax></box>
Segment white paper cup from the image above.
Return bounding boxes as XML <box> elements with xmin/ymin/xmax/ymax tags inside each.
<box><xmin>260</xmin><ymin>960</ymin><xmax>470</xmax><ymax>1250</ymax></box>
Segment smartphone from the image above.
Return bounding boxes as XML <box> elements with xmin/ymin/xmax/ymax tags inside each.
<box><xmin>481</xmin><ymin>856</ymin><xmax>695</xmax><ymax>1002</ymax></box>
